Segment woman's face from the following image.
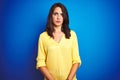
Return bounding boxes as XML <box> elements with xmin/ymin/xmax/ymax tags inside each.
<box><xmin>52</xmin><ymin>7</ymin><xmax>63</xmax><ymax>27</ymax></box>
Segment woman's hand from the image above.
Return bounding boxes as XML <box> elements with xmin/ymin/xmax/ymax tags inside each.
<box><xmin>66</xmin><ymin>78</ymin><xmax>72</xmax><ymax>80</ymax></box>
<box><xmin>66</xmin><ymin>63</ymin><xmax>80</xmax><ymax>80</ymax></box>
<box><xmin>46</xmin><ymin>77</ymin><xmax>55</xmax><ymax>80</ymax></box>
<box><xmin>39</xmin><ymin>66</ymin><xmax>55</xmax><ymax>80</ymax></box>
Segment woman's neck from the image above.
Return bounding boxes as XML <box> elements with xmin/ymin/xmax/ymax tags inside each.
<box><xmin>54</xmin><ymin>26</ymin><xmax>62</xmax><ymax>33</ymax></box>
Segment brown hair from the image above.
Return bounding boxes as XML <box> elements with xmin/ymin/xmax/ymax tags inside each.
<box><xmin>45</xmin><ymin>3</ymin><xmax>71</xmax><ymax>39</ymax></box>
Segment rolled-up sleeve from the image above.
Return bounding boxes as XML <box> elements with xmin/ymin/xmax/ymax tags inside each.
<box><xmin>36</xmin><ymin>35</ymin><xmax>46</xmax><ymax>69</ymax></box>
<box><xmin>72</xmin><ymin>31</ymin><xmax>81</xmax><ymax>65</ymax></box>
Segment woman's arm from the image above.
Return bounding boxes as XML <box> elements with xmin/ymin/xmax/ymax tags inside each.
<box><xmin>39</xmin><ymin>66</ymin><xmax>54</xmax><ymax>80</ymax></box>
<box><xmin>66</xmin><ymin>63</ymin><xmax>80</xmax><ymax>80</ymax></box>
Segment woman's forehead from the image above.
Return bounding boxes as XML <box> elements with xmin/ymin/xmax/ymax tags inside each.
<box><xmin>53</xmin><ymin>7</ymin><xmax>63</xmax><ymax>13</ymax></box>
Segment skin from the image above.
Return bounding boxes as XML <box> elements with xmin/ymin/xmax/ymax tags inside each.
<box><xmin>39</xmin><ymin>7</ymin><xmax>80</xmax><ymax>80</ymax></box>
<box><xmin>52</xmin><ymin>7</ymin><xmax>64</xmax><ymax>43</ymax></box>
<box><xmin>52</xmin><ymin>7</ymin><xmax>63</xmax><ymax>28</ymax></box>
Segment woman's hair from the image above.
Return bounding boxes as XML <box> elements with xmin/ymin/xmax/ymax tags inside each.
<box><xmin>45</xmin><ymin>2</ymin><xmax>71</xmax><ymax>39</ymax></box>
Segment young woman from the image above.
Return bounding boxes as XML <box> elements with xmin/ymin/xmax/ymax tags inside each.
<box><xmin>36</xmin><ymin>3</ymin><xmax>81</xmax><ymax>80</ymax></box>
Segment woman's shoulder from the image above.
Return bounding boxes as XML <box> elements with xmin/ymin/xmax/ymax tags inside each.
<box><xmin>40</xmin><ymin>31</ymin><xmax>47</xmax><ymax>36</ymax></box>
<box><xmin>39</xmin><ymin>31</ymin><xmax>49</xmax><ymax>39</ymax></box>
<box><xmin>70</xmin><ymin>30</ymin><xmax>77</xmax><ymax>36</ymax></box>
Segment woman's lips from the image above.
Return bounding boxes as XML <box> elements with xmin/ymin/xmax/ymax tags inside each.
<box><xmin>56</xmin><ymin>21</ymin><xmax>61</xmax><ymax>23</ymax></box>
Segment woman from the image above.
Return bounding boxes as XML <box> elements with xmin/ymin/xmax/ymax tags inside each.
<box><xmin>36</xmin><ymin>3</ymin><xmax>81</xmax><ymax>80</ymax></box>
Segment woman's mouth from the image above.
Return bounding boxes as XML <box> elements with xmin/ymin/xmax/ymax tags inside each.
<box><xmin>56</xmin><ymin>21</ymin><xmax>61</xmax><ymax>23</ymax></box>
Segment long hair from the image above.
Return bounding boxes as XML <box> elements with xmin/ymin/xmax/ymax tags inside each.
<box><xmin>45</xmin><ymin>3</ymin><xmax>71</xmax><ymax>39</ymax></box>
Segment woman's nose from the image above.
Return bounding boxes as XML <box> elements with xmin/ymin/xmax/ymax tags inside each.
<box><xmin>57</xmin><ymin>14</ymin><xmax>61</xmax><ymax>19</ymax></box>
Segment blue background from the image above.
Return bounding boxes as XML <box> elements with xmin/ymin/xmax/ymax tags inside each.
<box><xmin>0</xmin><ymin>0</ymin><xmax>120</xmax><ymax>80</ymax></box>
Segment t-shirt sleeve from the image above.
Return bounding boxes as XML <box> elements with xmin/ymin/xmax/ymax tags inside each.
<box><xmin>72</xmin><ymin>31</ymin><xmax>82</xmax><ymax>65</ymax></box>
<box><xmin>36</xmin><ymin>34</ymin><xmax>46</xmax><ymax>69</ymax></box>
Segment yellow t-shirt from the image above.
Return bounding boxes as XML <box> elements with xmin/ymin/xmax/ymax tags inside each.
<box><xmin>36</xmin><ymin>30</ymin><xmax>81</xmax><ymax>80</ymax></box>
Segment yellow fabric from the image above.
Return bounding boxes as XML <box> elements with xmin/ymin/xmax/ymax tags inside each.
<box><xmin>36</xmin><ymin>30</ymin><xmax>81</xmax><ymax>80</ymax></box>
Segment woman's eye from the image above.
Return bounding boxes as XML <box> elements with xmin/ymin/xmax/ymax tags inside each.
<box><xmin>53</xmin><ymin>12</ymin><xmax>58</xmax><ymax>15</ymax></box>
<box><xmin>61</xmin><ymin>13</ymin><xmax>63</xmax><ymax>16</ymax></box>
<box><xmin>53</xmin><ymin>12</ymin><xmax>63</xmax><ymax>16</ymax></box>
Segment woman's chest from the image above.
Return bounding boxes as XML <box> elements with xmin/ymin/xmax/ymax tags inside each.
<box><xmin>43</xmin><ymin>37</ymin><xmax>73</xmax><ymax>52</ymax></box>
